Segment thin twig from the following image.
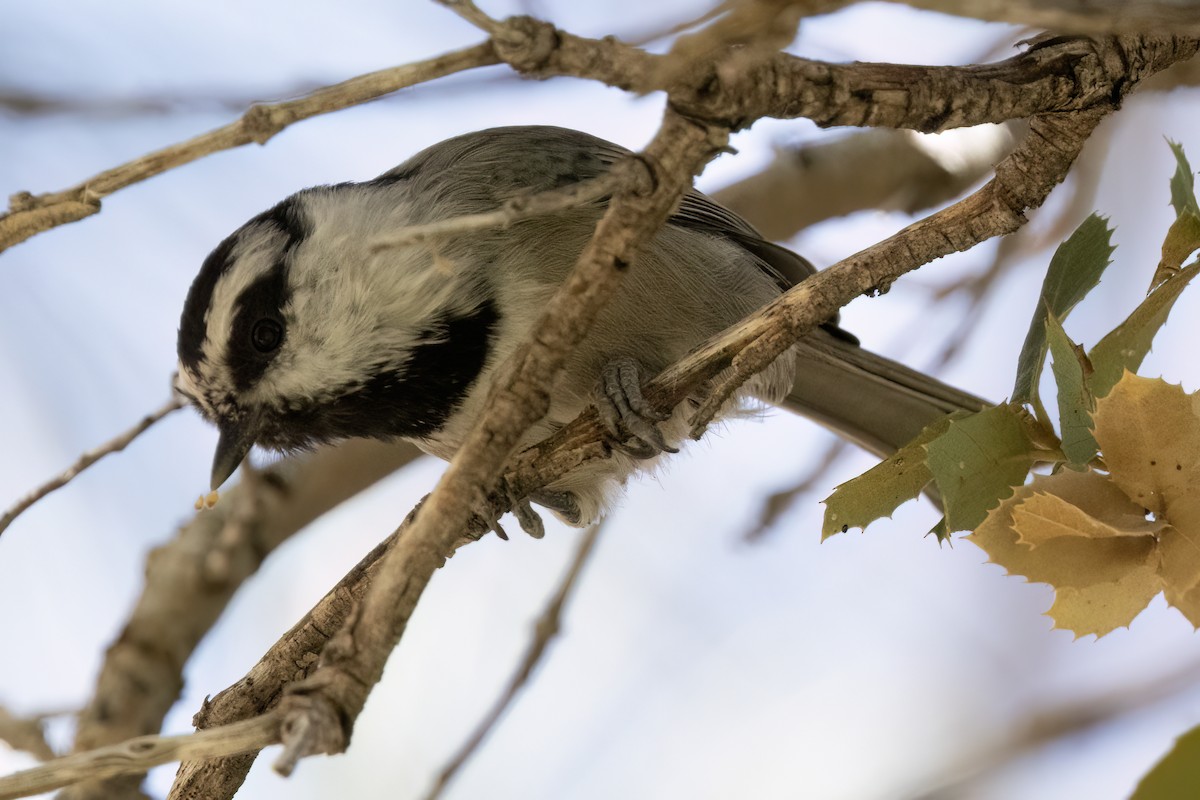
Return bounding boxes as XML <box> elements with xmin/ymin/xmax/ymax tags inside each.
<box><xmin>0</xmin><ymin>707</ymin><xmax>58</xmax><ymax>762</ymax></box>
<box><xmin>0</xmin><ymin>713</ymin><xmax>280</xmax><ymax>800</ymax></box>
<box><xmin>65</xmin><ymin>440</ymin><xmax>422</xmax><ymax>800</ymax></box>
<box><xmin>0</xmin><ymin>43</ymin><xmax>500</xmax><ymax>254</ymax></box>
<box><xmin>743</xmin><ymin>440</ymin><xmax>849</xmax><ymax>543</ymax></box>
<box><xmin>910</xmin><ymin>657</ymin><xmax>1200</xmax><ymax>799</ymax></box>
<box><xmin>423</xmin><ymin>522</ymin><xmax>606</xmax><ymax>800</ymax></box>
<box><xmin>0</xmin><ymin>398</ymin><xmax>182</xmax><ymax>539</ymax></box>
<box><xmin>370</xmin><ymin>170</ymin><xmax>621</xmax><ymax>250</ymax></box>
<box><xmin>435</xmin><ymin>0</ymin><xmax>504</xmax><ymax>34</ymax></box>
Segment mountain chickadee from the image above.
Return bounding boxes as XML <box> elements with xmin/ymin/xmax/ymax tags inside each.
<box><xmin>175</xmin><ymin>126</ymin><xmax>984</xmax><ymax>525</ymax></box>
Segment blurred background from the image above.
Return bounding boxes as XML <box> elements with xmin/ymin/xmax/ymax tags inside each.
<box><xmin>1</xmin><ymin>2</ymin><xmax>1199</xmax><ymax>798</ymax></box>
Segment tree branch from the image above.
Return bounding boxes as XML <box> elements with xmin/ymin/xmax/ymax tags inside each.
<box><xmin>0</xmin><ymin>707</ymin><xmax>56</xmax><ymax>762</ymax></box>
<box><xmin>0</xmin><ymin>398</ymin><xmax>182</xmax><ymax>540</ymax></box>
<box><xmin>158</xmin><ymin>26</ymin><xmax>1194</xmax><ymax>800</ymax></box>
<box><xmin>0</xmin><ymin>42</ymin><xmax>499</xmax><ymax>255</ymax></box>
<box><xmin>712</xmin><ymin>125</ymin><xmax>1018</xmax><ymax>240</ymax></box>
<box><xmin>60</xmin><ymin>440</ymin><xmax>422</xmax><ymax>800</ymax></box>
<box><xmin>0</xmin><ymin>714</ymin><xmax>280</xmax><ymax>800</ymax></box>
<box><xmin>269</xmin><ymin>107</ymin><xmax>727</xmax><ymax>774</ymax></box>
<box><xmin>423</xmin><ymin>522</ymin><xmax>606</xmax><ymax>800</ymax></box>
<box><xmin>458</xmin><ymin>11</ymin><xmax>1197</xmax><ymax>131</ymax></box>
<box><xmin>895</xmin><ymin>0</ymin><xmax>1200</xmax><ymax>35</ymax></box>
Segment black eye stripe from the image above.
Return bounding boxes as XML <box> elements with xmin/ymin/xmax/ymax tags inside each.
<box><xmin>228</xmin><ymin>263</ymin><xmax>290</xmax><ymax>391</ymax></box>
<box><xmin>177</xmin><ymin>196</ymin><xmax>309</xmax><ymax>373</ymax></box>
<box><xmin>178</xmin><ymin>235</ymin><xmax>238</xmax><ymax>372</ymax></box>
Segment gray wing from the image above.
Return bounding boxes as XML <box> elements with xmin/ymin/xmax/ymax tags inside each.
<box><xmin>377</xmin><ymin>125</ymin><xmax>829</xmax><ymax>309</ymax></box>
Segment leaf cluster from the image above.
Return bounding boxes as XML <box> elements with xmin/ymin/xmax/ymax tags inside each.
<box><xmin>823</xmin><ymin>142</ymin><xmax>1200</xmax><ymax>638</ymax></box>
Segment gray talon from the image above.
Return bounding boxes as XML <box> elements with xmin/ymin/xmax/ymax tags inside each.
<box><xmin>513</xmin><ymin>498</ymin><xmax>546</xmax><ymax>539</ymax></box>
<box><xmin>596</xmin><ymin>357</ymin><xmax>678</xmax><ymax>457</ymax></box>
<box><xmin>612</xmin><ymin>437</ymin><xmax>659</xmax><ymax>459</ymax></box>
<box><xmin>532</xmin><ymin>489</ymin><xmax>583</xmax><ymax>525</ymax></box>
<box><xmin>614</xmin><ymin>359</ymin><xmax>670</xmax><ymax>421</ymax></box>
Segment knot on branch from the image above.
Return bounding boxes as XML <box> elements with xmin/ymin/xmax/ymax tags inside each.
<box><xmin>241</xmin><ymin>105</ymin><xmax>287</xmax><ymax>146</ymax></box>
<box><xmin>492</xmin><ymin>15</ymin><xmax>559</xmax><ymax>74</ymax></box>
<box><xmin>8</xmin><ymin>191</ymin><xmax>36</xmax><ymax>212</ymax></box>
<box><xmin>667</xmin><ymin>53</ymin><xmax>778</xmax><ymax>131</ymax></box>
<box><xmin>612</xmin><ymin>155</ymin><xmax>657</xmax><ymax>200</ymax></box>
<box><xmin>274</xmin><ymin>693</ymin><xmax>347</xmax><ymax>776</ymax></box>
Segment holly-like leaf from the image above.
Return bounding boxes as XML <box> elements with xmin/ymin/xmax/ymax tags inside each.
<box><xmin>1088</xmin><ymin>260</ymin><xmax>1200</xmax><ymax>398</ymax></box>
<box><xmin>1132</xmin><ymin>722</ymin><xmax>1200</xmax><ymax>800</ymax></box>
<box><xmin>821</xmin><ymin>415</ymin><xmax>956</xmax><ymax>538</ymax></box>
<box><xmin>1151</xmin><ymin>211</ymin><xmax>1200</xmax><ymax>291</ymax></box>
<box><xmin>1047</xmin><ymin>566</ymin><xmax>1161</xmax><ymax>638</ymax></box>
<box><xmin>1013</xmin><ymin>214</ymin><xmax>1115</xmax><ymax>406</ymax></box>
<box><xmin>1091</xmin><ymin>374</ymin><xmax>1200</xmax><ymax>515</ymax></box>
<box><xmin>1158</xmin><ymin>522</ymin><xmax>1200</xmax><ymax>628</ymax></box>
<box><xmin>1168</xmin><ymin>139</ymin><xmax>1199</xmax><ymax>220</ymax></box>
<box><xmin>1012</xmin><ymin>492</ymin><xmax>1159</xmax><ymax>587</ymax></box>
<box><xmin>925</xmin><ymin>404</ymin><xmax>1035</xmax><ymax>533</ymax></box>
<box><xmin>1045</xmin><ymin>312</ymin><xmax>1097</xmax><ymax>467</ymax></box>
<box><xmin>970</xmin><ymin>469</ymin><xmax>1162</xmax><ymax>637</ymax></box>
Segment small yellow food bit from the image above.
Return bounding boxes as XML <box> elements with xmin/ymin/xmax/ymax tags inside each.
<box><xmin>205</xmin><ymin>490</ymin><xmax>220</xmax><ymax>508</ymax></box>
<box><xmin>194</xmin><ymin>496</ymin><xmax>204</xmax><ymax>511</ymax></box>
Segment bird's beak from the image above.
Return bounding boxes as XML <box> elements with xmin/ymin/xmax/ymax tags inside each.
<box><xmin>211</xmin><ymin>421</ymin><xmax>253</xmax><ymax>491</ymax></box>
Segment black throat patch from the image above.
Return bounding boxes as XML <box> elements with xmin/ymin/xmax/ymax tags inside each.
<box><xmin>256</xmin><ymin>298</ymin><xmax>501</xmax><ymax>450</ymax></box>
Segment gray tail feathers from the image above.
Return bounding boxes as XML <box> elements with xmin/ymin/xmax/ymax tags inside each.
<box><xmin>779</xmin><ymin>331</ymin><xmax>989</xmax><ymax>458</ymax></box>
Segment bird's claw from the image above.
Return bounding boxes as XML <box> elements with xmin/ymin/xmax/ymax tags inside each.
<box><xmin>597</xmin><ymin>357</ymin><xmax>678</xmax><ymax>459</ymax></box>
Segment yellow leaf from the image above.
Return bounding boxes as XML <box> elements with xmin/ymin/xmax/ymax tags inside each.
<box><xmin>970</xmin><ymin>469</ymin><xmax>1165</xmax><ymax>637</ymax></box>
<box><xmin>1048</xmin><ymin>563</ymin><xmax>1160</xmax><ymax>638</ymax></box>
<box><xmin>1091</xmin><ymin>374</ymin><xmax>1200</xmax><ymax>515</ymax></box>
<box><xmin>971</xmin><ymin>470</ymin><xmax>1146</xmax><ymax>584</ymax></box>
<box><xmin>1160</xmin><ymin>520</ymin><xmax>1200</xmax><ymax>628</ymax></box>
<box><xmin>1011</xmin><ymin>492</ymin><xmax>1159</xmax><ymax>588</ymax></box>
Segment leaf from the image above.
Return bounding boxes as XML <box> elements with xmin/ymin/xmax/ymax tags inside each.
<box><xmin>1091</xmin><ymin>374</ymin><xmax>1200</xmax><ymax>516</ymax></box>
<box><xmin>1089</xmin><ymin>373</ymin><xmax>1200</xmax><ymax>628</ymax></box>
<box><xmin>1048</xmin><ymin>564</ymin><xmax>1161</xmax><ymax>638</ymax></box>
<box><xmin>1088</xmin><ymin>261</ymin><xmax>1200</xmax><ymax>397</ymax></box>
<box><xmin>1157</xmin><ymin>479</ymin><xmax>1200</xmax><ymax>627</ymax></box>
<box><xmin>821</xmin><ymin>414</ymin><xmax>956</xmax><ymax>538</ymax></box>
<box><xmin>1151</xmin><ymin>211</ymin><xmax>1200</xmax><ymax>291</ymax></box>
<box><xmin>1131</xmin><ymin>722</ymin><xmax>1200</xmax><ymax>800</ymax></box>
<box><xmin>969</xmin><ymin>469</ymin><xmax>1163</xmax><ymax>637</ymax></box>
<box><xmin>971</xmin><ymin>470</ymin><xmax>1156</xmax><ymax>587</ymax></box>
<box><xmin>1011</xmin><ymin>491</ymin><xmax>1159</xmax><ymax>587</ymax></box>
<box><xmin>1045</xmin><ymin>312</ymin><xmax>1097</xmax><ymax>467</ymax></box>
<box><xmin>1167</xmin><ymin>139</ymin><xmax>1199</xmax><ymax>220</ymax></box>
<box><xmin>1012</xmin><ymin>214</ymin><xmax>1116</xmax><ymax>406</ymax></box>
<box><xmin>1158</xmin><ymin>523</ymin><xmax>1200</xmax><ymax>627</ymax></box>
<box><xmin>925</xmin><ymin>404</ymin><xmax>1035</xmax><ymax>533</ymax></box>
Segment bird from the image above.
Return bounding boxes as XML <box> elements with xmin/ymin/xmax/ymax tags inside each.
<box><xmin>175</xmin><ymin>125</ymin><xmax>985</xmax><ymax>528</ymax></box>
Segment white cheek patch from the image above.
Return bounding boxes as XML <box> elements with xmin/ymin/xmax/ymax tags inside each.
<box><xmin>202</xmin><ymin>225</ymin><xmax>291</xmax><ymax>381</ymax></box>
<box><xmin>244</xmin><ymin>193</ymin><xmax>476</xmax><ymax>408</ymax></box>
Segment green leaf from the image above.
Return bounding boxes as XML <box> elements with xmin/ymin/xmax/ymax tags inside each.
<box><xmin>1089</xmin><ymin>260</ymin><xmax>1200</xmax><ymax>397</ymax></box>
<box><xmin>821</xmin><ymin>414</ymin><xmax>959</xmax><ymax>539</ymax></box>
<box><xmin>1167</xmin><ymin>139</ymin><xmax>1199</xmax><ymax>220</ymax></box>
<box><xmin>1151</xmin><ymin>210</ymin><xmax>1200</xmax><ymax>291</ymax></box>
<box><xmin>925</xmin><ymin>404</ymin><xmax>1036</xmax><ymax>533</ymax></box>
<box><xmin>1045</xmin><ymin>312</ymin><xmax>1097</xmax><ymax>466</ymax></box>
<box><xmin>929</xmin><ymin>516</ymin><xmax>950</xmax><ymax>544</ymax></box>
<box><xmin>1131</xmin><ymin>723</ymin><xmax>1200</xmax><ymax>800</ymax></box>
<box><xmin>1013</xmin><ymin>214</ymin><xmax>1116</xmax><ymax>406</ymax></box>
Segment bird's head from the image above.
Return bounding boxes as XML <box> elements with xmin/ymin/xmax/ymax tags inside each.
<box><xmin>176</xmin><ymin>185</ymin><xmax>498</xmax><ymax>490</ymax></box>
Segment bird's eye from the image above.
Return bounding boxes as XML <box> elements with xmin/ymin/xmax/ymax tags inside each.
<box><xmin>251</xmin><ymin>318</ymin><xmax>284</xmax><ymax>353</ymax></box>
